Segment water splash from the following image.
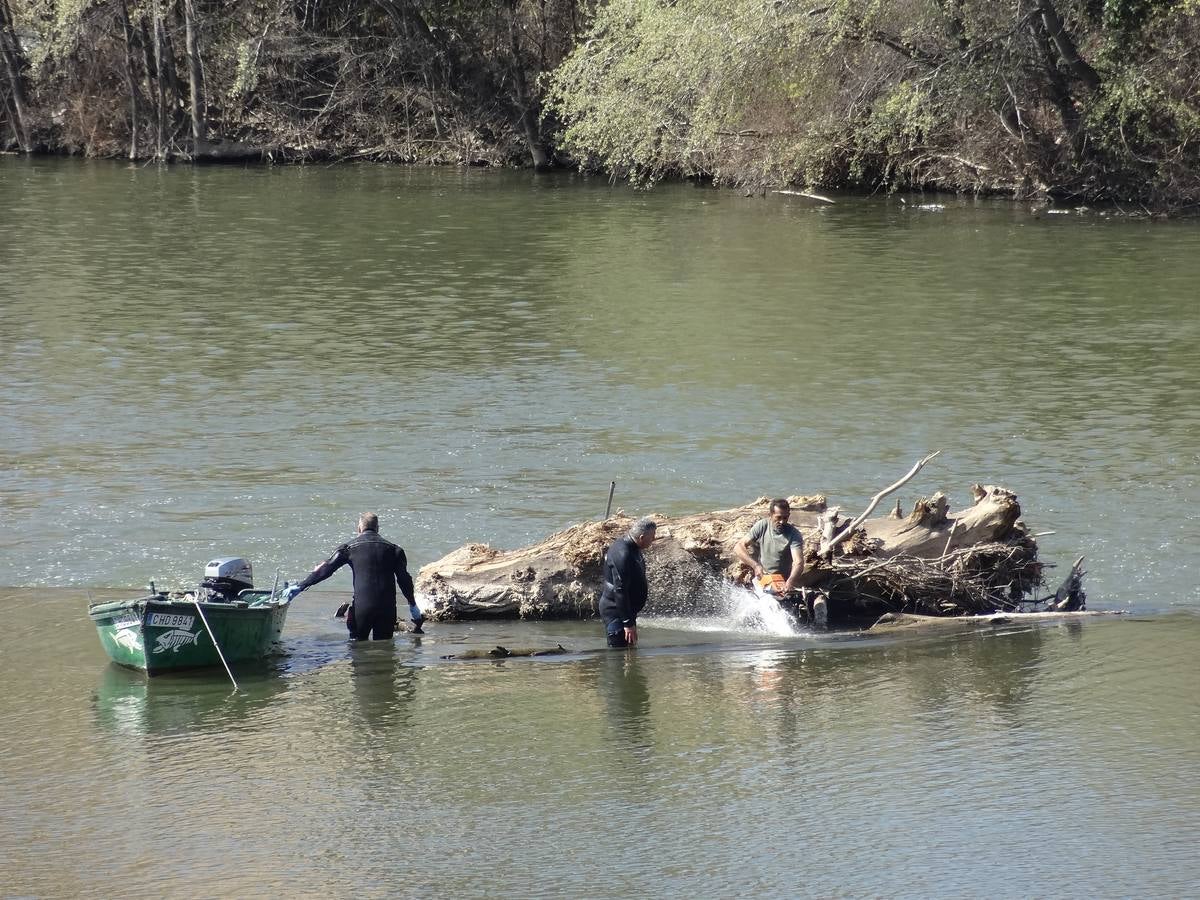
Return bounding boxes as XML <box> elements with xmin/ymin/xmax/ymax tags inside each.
<box><xmin>650</xmin><ymin>583</ymin><xmax>802</xmax><ymax>636</ymax></box>
<box><xmin>729</xmin><ymin>586</ymin><xmax>800</xmax><ymax>636</ymax></box>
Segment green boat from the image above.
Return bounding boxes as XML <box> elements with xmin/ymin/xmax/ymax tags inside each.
<box><xmin>88</xmin><ymin>557</ymin><xmax>293</xmax><ymax>676</ymax></box>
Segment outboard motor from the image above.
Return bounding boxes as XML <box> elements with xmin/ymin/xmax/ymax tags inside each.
<box><xmin>199</xmin><ymin>557</ymin><xmax>254</xmax><ymax>602</ymax></box>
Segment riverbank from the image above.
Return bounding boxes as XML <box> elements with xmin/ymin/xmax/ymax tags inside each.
<box><xmin>3</xmin><ymin>1</ymin><xmax>1198</xmax><ymax>213</ymax></box>
<box><xmin>4</xmin><ymin>145</ymin><xmax>1190</xmax><ymax>221</ymax></box>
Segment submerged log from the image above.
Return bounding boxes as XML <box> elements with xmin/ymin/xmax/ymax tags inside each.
<box><xmin>440</xmin><ymin>644</ymin><xmax>571</xmax><ymax>660</ymax></box>
<box><xmin>187</xmin><ymin>137</ymin><xmax>270</xmax><ymax>162</ymax></box>
<box><xmin>866</xmin><ymin>609</ymin><xmax>1112</xmax><ymax>634</ymax></box>
<box><xmin>416</xmin><ymin>465</ymin><xmax>1056</xmax><ymax>626</ymax></box>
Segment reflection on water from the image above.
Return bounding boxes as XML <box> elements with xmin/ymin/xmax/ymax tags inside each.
<box><xmin>2</xmin><ymin>589</ymin><xmax>1200</xmax><ymax>895</ymax></box>
<box><xmin>592</xmin><ymin>652</ymin><xmax>654</xmax><ymax>747</ymax></box>
<box><xmin>91</xmin><ymin>663</ymin><xmax>289</xmax><ymax>737</ymax></box>
<box><xmin>345</xmin><ymin>641</ymin><xmax>421</xmax><ymax>734</ymax></box>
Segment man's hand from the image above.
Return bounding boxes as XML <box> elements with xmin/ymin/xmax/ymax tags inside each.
<box><xmin>408</xmin><ymin>602</ymin><xmax>425</xmax><ymax>633</ymax></box>
<box><xmin>281</xmin><ymin>584</ymin><xmax>303</xmax><ymax>601</ymax></box>
<box><xmin>624</xmin><ymin>625</ymin><xmax>638</xmax><ymax>646</ymax></box>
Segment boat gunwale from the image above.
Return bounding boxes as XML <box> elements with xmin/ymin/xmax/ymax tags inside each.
<box><xmin>88</xmin><ymin>592</ymin><xmax>288</xmax><ymax>620</ymax></box>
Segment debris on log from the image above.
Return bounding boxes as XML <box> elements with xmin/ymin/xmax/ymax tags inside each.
<box><xmin>416</xmin><ymin>455</ymin><xmax>1076</xmax><ymax>627</ymax></box>
<box><xmin>1040</xmin><ymin>556</ymin><xmax>1087</xmax><ymax>612</ymax></box>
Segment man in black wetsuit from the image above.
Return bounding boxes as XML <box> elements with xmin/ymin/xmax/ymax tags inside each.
<box><xmin>286</xmin><ymin>512</ymin><xmax>424</xmax><ymax>640</ymax></box>
<box><xmin>598</xmin><ymin>517</ymin><xmax>657</xmax><ymax>648</ymax></box>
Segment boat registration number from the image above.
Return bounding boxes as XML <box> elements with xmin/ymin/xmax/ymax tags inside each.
<box><xmin>148</xmin><ymin>613</ymin><xmax>195</xmax><ymax>629</ymax></box>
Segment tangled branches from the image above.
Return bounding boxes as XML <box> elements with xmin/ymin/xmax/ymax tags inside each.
<box><xmin>826</xmin><ymin>540</ymin><xmax>1043</xmax><ymax>619</ymax></box>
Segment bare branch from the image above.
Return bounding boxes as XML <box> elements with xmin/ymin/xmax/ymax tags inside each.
<box><xmin>821</xmin><ymin>451</ymin><xmax>942</xmax><ymax>554</ymax></box>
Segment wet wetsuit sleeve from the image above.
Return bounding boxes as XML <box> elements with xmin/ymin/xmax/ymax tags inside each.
<box><xmin>395</xmin><ymin>547</ymin><xmax>416</xmax><ymax>604</ymax></box>
<box><xmin>296</xmin><ymin>544</ymin><xmax>350</xmax><ymax>591</ymax></box>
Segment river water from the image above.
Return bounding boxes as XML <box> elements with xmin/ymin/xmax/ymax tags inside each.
<box><xmin>1</xmin><ymin>158</ymin><xmax>1198</xmax><ymax>896</ymax></box>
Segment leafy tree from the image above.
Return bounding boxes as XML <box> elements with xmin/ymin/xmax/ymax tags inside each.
<box><xmin>546</xmin><ymin>0</ymin><xmax>1200</xmax><ymax>209</ymax></box>
<box><xmin>2</xmin><ymin>0</ymin><xmax>1196</xmax><ymax>209</ymax></box>
<box><xmin>0</xmin><ymin>0</ymin><xmax>587</xmax><ymax>162</ymax></box>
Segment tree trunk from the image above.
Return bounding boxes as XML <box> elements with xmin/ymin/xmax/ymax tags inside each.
<box><xmin>1034</xmin><ymin>0</ymin><xmax>1101</xmax><ymax>91</ymax></box>
<box><xmin>507</xmin><ymin>1</ymin><xmax>553</xmax><ymax>169</ymax></box>
<box><xmin>136</xmin><ymin>11</ymin><xmax>163</xmax><ymax>157</ymax></box>
<box><xmin>151</xmin><ymin>8</ymin><xmax>166</xmax><ymax>157</ymax></box>
<box><xmin>373</xmin><ymin>1</ymin><xmax>446</xmax><ymax>139</ymax></box>
<box><xmin>116</xmin><ymin>0</ymin><xmax>142</xmax><ymax>159</ymax></box>
<box><xmin>159</xmin><ymin>12</ymin><xmax>184</xmax><ymax>108</ymax></box>
<box><xmin>0</xmin><ymin>0</ymin><xmax>32</xmax><ymax>152</ymax></box>
<box><xmin>1027</xmin><ymin>12</ymin><xmax>1084</xmax><ymax>154</ymax></box>
<box><xmin>182</xmin><ymin>0</ymin><xmax>206</xmax><ymax>151</ymax></box>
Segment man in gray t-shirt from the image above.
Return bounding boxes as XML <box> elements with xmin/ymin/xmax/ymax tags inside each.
<box><xmin>735</xmin><ymin>498</ymin><xmax>806</xmax><ymax>593</ymax></box>
<box><xmin>735</xmin><ymin>497</ymin><xmax>827</xmax><ymax>624</ymax></box>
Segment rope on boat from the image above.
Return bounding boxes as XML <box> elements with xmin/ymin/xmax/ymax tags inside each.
<box><xmin>192</xmin><ymin>599</ymin><xmax>239</xmax><ymax>691</ymax></box>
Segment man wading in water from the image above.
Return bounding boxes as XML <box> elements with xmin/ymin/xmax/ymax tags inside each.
<box><xmin>598</xmin><ymin>517</ymin><xmax>657</xmax><ymax>648</ymax></box>
<box><xmin>285</xmin><ymin>512</ymin><xmax>424</xmax><ymax>639</ymax></box>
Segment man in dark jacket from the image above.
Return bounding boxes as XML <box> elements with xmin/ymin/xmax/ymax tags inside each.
<box><xmin>598</xmin><ymin>517</ymin><xmax>657</xmax><ymax>648</ymax></box>
<box><xmin>285</xmin><ymin>512</ymin><xmax>423</xmax><ymax>640</ymax></box>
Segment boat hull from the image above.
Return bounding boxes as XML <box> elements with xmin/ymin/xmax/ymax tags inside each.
<box><xmin>89</xmin><ymin>593</ymin><xmax>291</xmax><ymax>675</ymax></box>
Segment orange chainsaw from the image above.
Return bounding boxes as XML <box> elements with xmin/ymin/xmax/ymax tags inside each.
<box><xmin>755</xmin><ymin>573</ymin><xmax>788</xmax><ymax>595</ymax></box>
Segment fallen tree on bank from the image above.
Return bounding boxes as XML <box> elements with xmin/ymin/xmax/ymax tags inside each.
<box><xmin>416</xmin><ymin>455</ymin><xmax>1080</xmax><ymax>627</ymax></box>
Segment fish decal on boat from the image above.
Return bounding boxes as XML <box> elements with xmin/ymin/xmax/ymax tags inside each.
<box><xmin>112</xmin><ymin>627</ymin><xmax>143</xmax><ymax>653</ymax></box>
<box><xmin>153</xmin><ymin>627</ymin><xmax>202</xmax><ymax>654</ymax></box>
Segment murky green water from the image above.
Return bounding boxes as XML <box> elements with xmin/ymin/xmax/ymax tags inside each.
<box><xmin>1</xmin><ymin>158</ymin><xmax>1198</xmax><ymax>896</ymax></box>
<box><xmin>3</xmin><ymin>590</ymin><xmax>1199</xmax><ymax>897</ymax></box>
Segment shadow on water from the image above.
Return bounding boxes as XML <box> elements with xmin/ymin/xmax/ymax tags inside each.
<box><xmin>86</xmin><ymin>608</ymin><xmax>1088</xmax><ymax>745</ymax></box>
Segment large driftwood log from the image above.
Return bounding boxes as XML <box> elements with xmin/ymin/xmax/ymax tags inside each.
<box><xmin>416</xmin><ymin>474</ymin><xmax>1046</xmax><ymax>624</ymax></box>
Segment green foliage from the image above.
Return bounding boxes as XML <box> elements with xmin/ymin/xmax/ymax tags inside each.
<box><xmin>546</xmin><ymin>0</ymin><xmax>709</xmax><ymax>183</ymax></box>
<box><xmin>1102</xmin><ymin>0</ymin><xmax>1176</xmax><ymax>33</ymax></box>
<box><xmin>546</xmin><ymin>0</ymin><xmax>1200</xmax><ymax>207</ymax></box>
<box><xmin>14</xmin><ymin>0</ymin><xmax>96</xmax><ymax>75</ymax></box>
<box><xmin>231</xmin><ymin>39</ymin><xmax>258</xmax><ymax>99</ymax></box>
<box><xmin>1085</xmin><ymin>2</ymin><xmax>1200</xmax><ymax>200</ymax></box>
<box><xmin>550</xmin><ymin>0</ymin><xmax>960</xmax><ymax>187</ymax></box>
<box><xmin>546</xmin><ymin>0</ymin><xmax>825</xmax><ymax>185</ymax></box>
<box><xmin>4</xmin><ymin>0</ymin><xmax>1199</xmax><ymax>208</ymax></box>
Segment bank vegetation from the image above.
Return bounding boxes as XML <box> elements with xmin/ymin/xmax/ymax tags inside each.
<box><xmin>2</xmin><ymin>0</ymin><xmax>1197</xmax><ymax>210</ymax></box>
